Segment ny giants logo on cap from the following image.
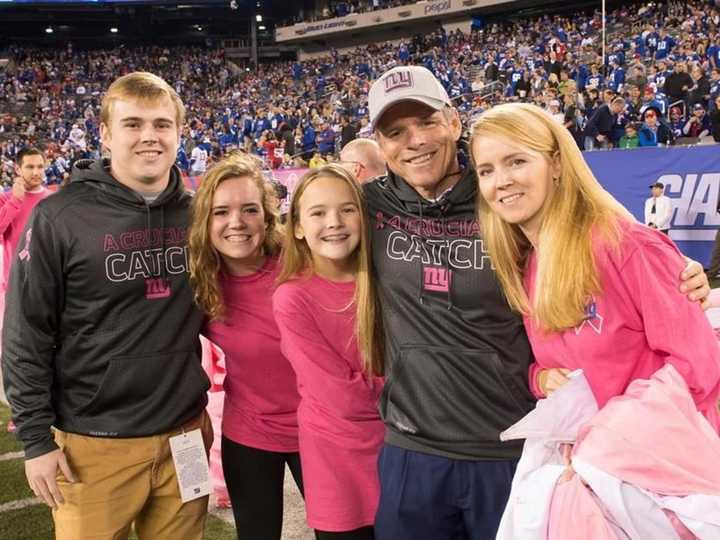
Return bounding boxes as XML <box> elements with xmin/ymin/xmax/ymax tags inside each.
<box><xmin>384</xmin><ymin>70</ymin><xmax>413</xmax><ymax>93</ymax></box>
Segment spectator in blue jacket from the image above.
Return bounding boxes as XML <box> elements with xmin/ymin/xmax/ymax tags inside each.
<box><xmin>638</xmin><ymin>107</ymin><xmax>674</xmax><ymax>146</ymax></box>
<box><xmin>302</xmin><ymin>123</ymin><xmax>317</xmax><ymax>159</ymax></box>
<box><xmin>317</xmin><ymin>122</ymin><xmax>336</xmax><ymax>156</ymax></box>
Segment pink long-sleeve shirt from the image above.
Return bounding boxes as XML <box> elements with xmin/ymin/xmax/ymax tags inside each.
<box><xmin>204</xmin><ymin>257</ymin><xmax>300</xmax><ymax>452</ymax></box>
<box><xmin>273</xmin><ymin>275</ymin><xmax>385</xmax><ymax>532</ymax></box>
<box><xmin>525</xmin><ymin>220</ymin><xmax>720</xmax><ymax>429</ymax></box>
<box><xmin>0</xmin><ymin>188</ymin><xmax>49</xmax><ymax>289</ymax></box>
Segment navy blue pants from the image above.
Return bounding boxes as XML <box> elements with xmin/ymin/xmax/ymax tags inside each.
<box><xmin>374</xmin><ymin>445</ymin><xmax>516</xmax><ymax>540</ymax></box>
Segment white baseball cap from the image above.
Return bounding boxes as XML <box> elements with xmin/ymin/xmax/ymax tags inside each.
<box><xmin>368</xmin><ymin>66</ymin><xmax>452</xmax><ymax>131</ymax></box>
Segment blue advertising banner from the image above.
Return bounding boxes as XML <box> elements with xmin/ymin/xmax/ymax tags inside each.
<box><xmin>584</xmin><ymin>145</ymin><xmax>720</xmax><ymax>266</ymax></box>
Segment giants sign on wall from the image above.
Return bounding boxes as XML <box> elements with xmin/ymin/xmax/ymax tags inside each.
<box><xmin>584</xmin><ymin>145</ymin><xmax>720</xmax><ymax>265</ymax></box>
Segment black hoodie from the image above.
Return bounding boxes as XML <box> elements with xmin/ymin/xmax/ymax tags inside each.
<box><xmin>364</xmin><ymin>166</ymin><xmax>536</xmax><ymax>461</ymax></box>
<box><xmin>2</xmin><ymin>159</ymin><xmax>209</xmax><ymax>459</ymax></box>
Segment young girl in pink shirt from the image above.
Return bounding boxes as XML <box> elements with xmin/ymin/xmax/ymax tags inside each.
<box><xmin>469</xmin><ymin>103</ymin><xmax>720</xmax><ymax>428</ymax></box>
<box><xmin>273</xmin><ymin>165</ymin><xmax>385</xmax><ymax>540</ymax></box>
<box><xmin>189</xmin><ymin>153</ymin><xmax>302</xmax><ymax>540</ymax></box>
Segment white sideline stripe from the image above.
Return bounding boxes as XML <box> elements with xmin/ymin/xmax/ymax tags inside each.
<box><xmin>0</xmin><ymin>451</ymin><xmax>23</xmax><ymax>461</ymax></box>
<box><xmin>208</xmin><ymin>500</ymin><xmax>234</xmax><ymax>524</ymax></box>
<box><xmin>0</xmin><ymin>495</ymin><xmax>237</xmax><ymax>531</ymax></box>
<box><xmin>0</xmin><ymin>495</ymin><xmax>231</xmax><ymax>522</ymax></box>
<box><xmin>0</xmin><ymin>497</ymin><xmax>41</xmax><ymax>513</ymax></box>
<box><xmin>0</xmin><ymin>475</ymin><xmax>235</xmax><ymax>524</ymax></box>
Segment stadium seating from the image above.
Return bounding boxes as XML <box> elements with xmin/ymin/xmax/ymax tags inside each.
<box><xmin>0</xmin><ymin>0</ymin><xmax>719</xmax><ymax>188</ymax></box>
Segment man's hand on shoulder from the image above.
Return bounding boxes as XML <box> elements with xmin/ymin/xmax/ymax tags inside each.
<box><xmin>25</xmin><ymin>448</ymin><xmax>76</xmax><ymax>509</ymax></box>
<box><xmin>680</xmin><ymin>257</ymin><xmax>711</xmax><ymax>310</ymax></box>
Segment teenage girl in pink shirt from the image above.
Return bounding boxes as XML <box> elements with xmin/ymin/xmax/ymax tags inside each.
<box><xmin>273</xmin><ymin>165</ymin><xmax>385</xmax><ymax>540</ymax></box>
<box><xmin>468</xmin><ymin>102</ymin><xmax>720</xmax><ymax>429</ymax></box>
<box><xmin>189</xmin><ymin>153</ymin><xmax>302</xmax><ymax>539</ymax></box>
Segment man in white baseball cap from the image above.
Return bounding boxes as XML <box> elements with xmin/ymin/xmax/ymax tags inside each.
<box><xmin>365</xmin><ymin>64</ymin><xmax>535</xmax><ymax>540</ymax></box>
<box><xmin>362</xmin><ymin>65</ymin><xmax>710</xmax><ymax>540</ymax></box>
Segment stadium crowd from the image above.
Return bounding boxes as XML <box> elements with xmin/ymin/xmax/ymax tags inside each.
<box><xmin>1</xmin><ymin>0</ymin><xmax>720</xmax><ymax>187</ymax></box>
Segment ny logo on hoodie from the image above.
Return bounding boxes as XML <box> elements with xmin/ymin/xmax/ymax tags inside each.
<box><xmin>145</xmin><ymin>278</ymin><xmax>170</xmax><ymax>300</ymax></box>
<box><xmin>423</xmin><ymin>266</ymin><xmax>452</xmax><ymax>292</ymax></box>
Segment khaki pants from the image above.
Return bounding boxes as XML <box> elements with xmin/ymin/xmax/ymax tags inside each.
<box><xmin>53</xmin><ymin>412</ymin><xmax>212</xmax><ymax>540</ymax></box>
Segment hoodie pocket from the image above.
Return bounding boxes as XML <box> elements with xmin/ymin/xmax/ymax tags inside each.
<box><xmin>75</xmin><ymin>350</ymin><xmax>208</xmax><ymax>417</ymax></box>
<box><xmin>383</xmin><ymin>345</ymin><xmax>529</xmax><ymax>443</ymax></box>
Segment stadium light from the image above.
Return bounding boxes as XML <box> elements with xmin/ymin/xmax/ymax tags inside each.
<box><xmin>196</xmin><ymin>25</ymin><xmax>203</xmax><ymax>31</ymax></box>
<box><xmin>256</xmin><ymin>14</ymin><xmax>262</xmax><ymax>22</ymax></box>
<box><xmin>258</xmin><ymin>25</ymin><xmax>266</xmax><ymax>30</ymax></box>
<box><xmin>110</xmin><ymin>27</ymin><xmax>118</xmax><ymax>33</ymax></box>
<box><xmin>45</xmin><ymin>27</ymin><xmax>53</xmax><ymax>34</ymax></box>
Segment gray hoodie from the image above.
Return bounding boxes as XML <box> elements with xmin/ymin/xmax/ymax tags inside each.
<box><xmin>364</xmin><ymin>166</ymin><xmax>536</xmax><ymax>461</ymax></box>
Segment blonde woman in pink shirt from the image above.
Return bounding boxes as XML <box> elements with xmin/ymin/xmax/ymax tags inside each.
<box><xmin>189</xmin><ymin>153</ymin><xmax>303</xmax><ymax>540</ymax></box>
<box><xmin>273</xmin><ymin>165</ymin><xmax>385</xmax><ymax>540</ymax></box>
<box><xmin>468</xmin><ymin>103</ymin><xmax>720</xmax><ymax>428</ymax></box>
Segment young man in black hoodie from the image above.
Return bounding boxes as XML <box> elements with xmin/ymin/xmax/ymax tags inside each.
<box><xmin>2</xmin><ymin>72</ymin><xmax>211</xmax><ymax>539</ymax></box>
<box><xmin>365</xmin><ymin>65</ymin><xmax>711</xmax><ymax>540</ymax></box>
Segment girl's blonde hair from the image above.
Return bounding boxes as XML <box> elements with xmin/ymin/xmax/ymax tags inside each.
<box><xmin>277</xmin><ymin>164</ymin><xmax>384</xmax><ymax>376</ymax></box>
<box><xmin>469</xmin><ymin>102</ymin><xmax>633</xmax><ymax>332</ymax></box>
<box><xmin>189</xmin><ymin>152</ymin><xmax>281</xmax><ymax>320</ymax></box>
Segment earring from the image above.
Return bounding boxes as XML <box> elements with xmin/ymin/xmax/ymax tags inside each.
<box><xmin>553</xmin><ymin>176</ymin><xmax>560</xmax><ymax>185</ymax></box>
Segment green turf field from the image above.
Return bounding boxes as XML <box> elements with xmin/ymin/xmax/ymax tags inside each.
<box><xmin>0</xmin><ymin>403</ymin><xmax>236</xmax><ymax>539</ymax></box>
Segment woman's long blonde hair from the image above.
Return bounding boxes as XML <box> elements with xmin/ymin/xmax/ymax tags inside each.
<box><xmin>276</xmin><ymin>164</ymin><xmax>384</xmax><ymax>376</ymax></box>
<box><xmin>469</xmin><ymin>103</ymin><xmax>634</xmax><ymax>332</ymax></box>
<box><xmin>189</xmin><ymin>152</ymin><xmax>281</xmax><ymax>320</ymax></box>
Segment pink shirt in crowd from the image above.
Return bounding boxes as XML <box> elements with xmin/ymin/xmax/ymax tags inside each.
<box><xmin>273</xmin><ymin>274</ymin><xmax>385</xmax><ymax>532</ymax></box>
<box><xmin>525</xmin><ymin>220</ymin><xmax>720</xmax><ymax>430</ymax></box>
<box><xmin>204</xmin><ymin>257</ymin><xmax>300</xmax><ymax>452</ymax></box>
<box><xmin>0</xmin><ymin>188</ymin><xmax>50</xmax><ymax>289</ymax></box>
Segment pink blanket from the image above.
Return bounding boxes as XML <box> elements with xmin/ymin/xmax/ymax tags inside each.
<box><xmin>200</xmin><ymin>335</ymin><xmax>229</xmax><ymax>504</ymax></box>
<box><xmin>548</xmin><ymin>475</ymin><xmax>620</xmax><ymax>540</ymax></box>
<box><xmin>574</xmin><ymin>364</ymin><xmax>720</xmax><ymax>497</ymax></box>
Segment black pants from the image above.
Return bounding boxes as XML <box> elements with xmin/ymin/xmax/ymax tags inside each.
<box><xmin>315</xmin><ymin>527</ymin><xmax>375</xmax><ymax>539</ymax></box>
<box><xmin>221</xmin><ymin>436</ymin><xmax>304</xmax><ymax>540</ymax></box>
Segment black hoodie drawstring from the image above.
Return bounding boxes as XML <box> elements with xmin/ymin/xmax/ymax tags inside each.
<box><xmin>440</xmin><ymin>200</ymin><xmax>454</xmax><ymax>310</ymax></box>
<box><xmin>389</xmin><ymin>163</ymin><xmax>472</xmax><ymax>313</ymax></box>
<box><xmin>159</xmin><ymin>206</ymin><xmax>167</xmax><ymax>283</ymax></box>
<box><xmin>145</xmin><ymin>200</ymin><xmax>167</xmax><ymax>283</ymax></box>
<box><xmin>143</xmin><ymin>202</ymin><xmax>154</xmax><ymax>275</ymax></box>
<box><xmin>417</xmin><ymin>198</ymin><xmax>454</xmax><ymax>310</ymax></box>
<box><xmin>144</xmin><ymin>203</ymin><xmax>152</xmax><ymax>241</ymax></box>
